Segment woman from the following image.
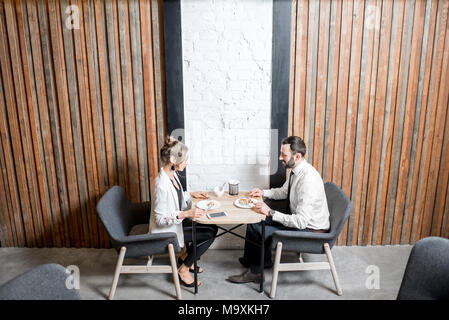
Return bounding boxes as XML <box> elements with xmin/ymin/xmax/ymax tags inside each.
<box><xmin>149</xmin><ymin>136</ymin><xmax>218</xmax><ymax>287</ymax></box>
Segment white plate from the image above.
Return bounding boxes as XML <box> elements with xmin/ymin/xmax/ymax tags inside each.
<box><xmin>234</xmin><ymin>198</ymin><xmax>259</xmax><ymax>209</ymax></box>
<box><xmin>196</xmin><ymin>199</ymin><xmax>220</xmax><ymax>210</ymax></box>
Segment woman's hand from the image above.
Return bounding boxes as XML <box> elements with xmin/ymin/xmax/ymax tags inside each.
<box><xmin>183</xmin><ymin>207</ymin><xmax>204</xmax><ymax>219</ymax></box>
<box><xmin>190</xmin><ymin>191</ymin><xmax>208</xmax><ymax>199</ymax></box>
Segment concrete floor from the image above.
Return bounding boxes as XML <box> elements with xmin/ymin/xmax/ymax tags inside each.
<box><xmin>0</xmin><ymin>245</ymin><xmax>412</xmax><ymax>300</ymax></box>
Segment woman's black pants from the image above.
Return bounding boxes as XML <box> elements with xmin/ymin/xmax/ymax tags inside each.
<box><xmin>182</xmin><ymin>218</ymin><xmax>218</xmax><ymax>267</ymax></box>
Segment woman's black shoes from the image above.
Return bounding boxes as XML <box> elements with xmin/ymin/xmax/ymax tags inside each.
<box><xmin>178</xmin><ymin>275</ymin><xmax>200</xmax><ymax>287</ymax></box>
<box><xmin>178</xmin><ymin>257</ymin><xmax>203</xmax><ymax>273</ymax></box>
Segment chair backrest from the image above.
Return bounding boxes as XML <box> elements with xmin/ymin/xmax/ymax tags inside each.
<box><xmin>324</xmin><ymin>182</ymin><xmax>352</xmax><ymax>247</ymax></box>
<box><xmin>96</xmin><ymin>186</ymin><xmax>135</xmax><ymax>241</ymax></box>
<box><xmin>397</xmin><ymin>237</ymin><xmax>449</xmax><ymax>300</ymax></box>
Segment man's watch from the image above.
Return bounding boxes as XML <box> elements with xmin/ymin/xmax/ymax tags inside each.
<box><xmin>269</xmin><ymin>209</ymin><xmax>276</xmax><ymax>217</ymax></box>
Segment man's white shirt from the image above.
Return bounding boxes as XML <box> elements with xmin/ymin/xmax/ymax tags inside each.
<box><xmin>263</xmin><ymin>159</ymin><xmax>330</xmax><ymax>230</ymax></box>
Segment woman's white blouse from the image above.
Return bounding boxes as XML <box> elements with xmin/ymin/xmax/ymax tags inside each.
<box><xmin>149</xmin><ymin>169</ymin><xmax>192</xmax><ymax>248</ymax></box>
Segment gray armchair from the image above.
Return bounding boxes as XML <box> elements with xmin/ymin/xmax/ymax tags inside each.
<box><xmin>0</xmin><ymin>263</ymin><xmax>81</xmax><ymax>300</ymax></box>
<box><xmin>270</xmin><ymin>182</ymin><xmax>351</xmax><ymax>298</ymax></box>
<box><xmin>397</xmin><ymin>236</ymin><xmax>449</xmax><ymax>300</ymax></box>
<box><xmin>96</xmin><ymin>186</ymin><xmax>182</xmax><ymax>300</ymax></box>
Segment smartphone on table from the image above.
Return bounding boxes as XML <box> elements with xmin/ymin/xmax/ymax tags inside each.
<box><xmin>207</xmin><ymin>211</ymin><xmax>228</xmax><ymax>219</ymax></box>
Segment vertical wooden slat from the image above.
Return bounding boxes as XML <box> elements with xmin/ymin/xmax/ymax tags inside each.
<box><xmin>349</xmin><ymin>0</ymin><xmax>377</xmax><ymax>245</ymax></box>
<box><xmin>432</xmin><ymin>66</ymin><xmax>449</xmax><ymax>236</ymax></box>
<box><xmin>359</xmin><ymin>0</ymin><xmax>382</xmax><ymax>245</ymax></box>
<box><xmin>33</xmin><ymin>0</ymin><xmax>70</xmax><ymax>247</ymax></box>
<box><xmin>47</xmin><ymin>0</ymin><xmax>83</xmax><ymax>248</ymax></box>
<box><xmin>341</xmin><ymin>0</ymin><xmax>365</xmax><ymax>245</ymax></box>
<box><xmin>118</xmin><ymin>0</ymin><xmax>140</xmax><ymax>202</ymax></box>
<box><xmin>322</xmin><ymin>0</ymin><xmax>341</xmax><ymax>183</ymax></box>
<box><xmin>94</xmin><ymin>0</ymin><xmax>117</xmax><ymax>189</ymax></box>
<box><xmin>442</xmin><ymin>154</ymin><xmax>449</xmax><ymax>238</ymax></box>
<box><xmin>332</xmin><ymin>0</ymin><xmax>353</xmax><ymax>187</ymax></box>
<box><xmin>105</xmin><ymin>0</ymin><xmax>128</xmax><ymax>191</ymax></box>
<box><xmin>377</xmin><ymin>0</ymin><xmax>407</xmax><ymax>245</ymax></box>
<box><xmin>141</xmin><ymin>0</ymin><xmax>159</xmax><ymax>185</ymax></box>
<box><xmin>333</xmin><ymin>0</ymin><xmax>354</xmax><ymax>245</ymax></box>
<box><xmin>82</xmin><ymin>0</ymin><xmax>108</xmax><ymax>247</ymax></box>
<box><xmin>364</xmin><ymin>0</ymin><xmax>393</xmax><ymax>245</ymax></box>
<box><xmin>402</xmin><ymin>0</ymin><xmax>437</xmax><ymax>244</ymax></box>
<box><xmin>59</xmin><ymin>0</ymin><xmax>90</xmax><ymax>247</ymax></box>
<box><xmin>390</xmin><ymin>0</ymin><xmax>427</xmax><ymax>244</ymax></box>
<box><xmin>71</xmin><ymin>0</ymin><xmax>100</xmax><ymax>247</ymax></box>
<box><xmin>381</xmin><ymin>0</ymin><xmax>413</xmax><ymax>244</ymax></box>
<box><xmin>0</xmin><ymin>75</ymin><xmax>15</xmax><ymax>247</ymax></box>
<box><xmin>151</xmin><ymin>0</ymin><xmax>166</xmax><ymax>167</ymax></box>
<box><xmin>313</xmin><ymin>0</ymin><xmax>330</xmax><ymax>174</ymax></box>
<box><xmin>129</xmin><ymin>0</ymin><xmax>150</xmax><ymax>202</ymax></box>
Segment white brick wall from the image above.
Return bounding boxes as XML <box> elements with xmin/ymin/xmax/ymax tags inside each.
<box><xmin>181</xmin><ymin>0</ymin><xmax>273</xmax><ymax>248</ymax></box>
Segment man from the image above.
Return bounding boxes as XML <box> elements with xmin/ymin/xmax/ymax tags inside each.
<box><xmin>227</xmin><ymin>136</ymin><xmax>330</xmax><ymax>284</ymax></box>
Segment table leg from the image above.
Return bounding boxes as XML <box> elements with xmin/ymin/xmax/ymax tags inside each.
<box><xmin>192</xmin><ymin>220</ymin><xmax>198</xmax><ymax>294</ymax></box>
<box><xmin>259</xmin><ymin>219</ymin><xmax>265</xmax><ymax>293</ymax></box>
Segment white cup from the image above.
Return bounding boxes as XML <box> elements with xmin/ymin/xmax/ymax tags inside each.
<box><xmin>213</xmin><ymin>186</ymin><xmax>225</xmax><ymax>197</ymax></box>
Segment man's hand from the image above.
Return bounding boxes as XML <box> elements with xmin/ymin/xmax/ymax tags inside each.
<box><xmin>190</xmin><ymin>191</ymin><xmax>208</xmax><ymax>199</ymax></box>
<box><xmin>249</xmin><ymin>188</ymin><xmax>264</xmax><ymax>197</ymax></box>
<box><xmin>254</xmin><ymin>201</ymin><xmax>271</xmax><ymax>216</ymax></box>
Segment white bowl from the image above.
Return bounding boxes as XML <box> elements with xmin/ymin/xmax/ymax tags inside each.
<box><xmin>213</xmin><ymin>186</ymin><xmax>225</xmax><ymax>197</ymax></box>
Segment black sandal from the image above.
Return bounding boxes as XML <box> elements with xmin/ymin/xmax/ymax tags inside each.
<box><xmin>178</xmin><ymin>275</ymin><xmax>201</xmax><ymax>287</ymax></box>
<box><xmin>178</xmin><ymin>257</ymin><xmax>203</xmax><ymax>273</ymax></box>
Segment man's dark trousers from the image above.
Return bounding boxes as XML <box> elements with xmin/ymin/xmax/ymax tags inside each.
<box><xmin>241</xmin><ymin>198</ymin><xmax>310</xmax><ymax>273</ymax></box>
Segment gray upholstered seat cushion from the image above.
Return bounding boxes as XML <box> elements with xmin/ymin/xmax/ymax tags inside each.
<box><xmin>271</xmin><ymin>182</ymin><xmax>351</xmax><ymax>254</ymax></box>
<box><xmin>0</xmin><ymin>264</ymin><xmax>81</xmax><ymax>300</ymax></box>
<box><xmin>397</xmin><ymin>237</ymin><xmax>449</xmax><ymax>300</ymax></box>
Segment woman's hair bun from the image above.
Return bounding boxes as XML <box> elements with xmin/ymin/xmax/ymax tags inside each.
<box><xmin>164</xmin><ymin>135</ymin><xmax>178</xmax><ymax>147</ymax></box>
<box><xmin>160</xmin><ymin>136</ymin><xmax>188</xmax><ymax>166</ymax></box>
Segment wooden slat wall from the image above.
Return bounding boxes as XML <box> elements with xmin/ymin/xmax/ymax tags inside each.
<box><xmin>0</xmin><ymin>0</ymin><xmax>164</xmax><ymax>248</ymax></box>
<box><xmin>289</xmin><ymin>0</ymin><xmax>449</xmax><ymax>245</ymax></box>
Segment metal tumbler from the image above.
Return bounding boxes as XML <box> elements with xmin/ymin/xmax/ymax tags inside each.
<box><xmin>228</xmin><ymin>180</ymin><xmax>240</xmax><ymax>195</ymax></box>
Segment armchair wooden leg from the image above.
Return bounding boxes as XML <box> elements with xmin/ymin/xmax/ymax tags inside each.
<box><xmin>109</xmin><ymin>246</ymin><xmax>126</xmax><ymax>300</ymax></box>
<box><xmin>324</xmin><ymin>243</ymin><xmax>342</xmax><ymax>296</ymax></box>
<box><xmin>168</xmin><ymin>244</ymin><xmax>182</xmax><ymax>300</ymax></box>
<box><xmin>270</xmin><ymin>242</ymin><xmax>283</xmax><ymax>299</ymax></box>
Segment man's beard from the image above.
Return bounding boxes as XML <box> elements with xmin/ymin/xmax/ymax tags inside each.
<box><xmin>283</xmin><ymin>157</ymin><xmax>296</xmax><ymax>169</ymax></box>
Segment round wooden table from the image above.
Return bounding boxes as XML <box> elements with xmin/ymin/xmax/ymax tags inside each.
<box><xmin>191</xmin><ymin>191</ymin><xmax>266</xmax><ymax>294</ymax></box>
